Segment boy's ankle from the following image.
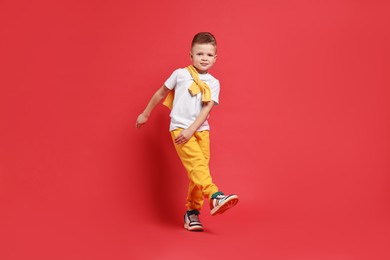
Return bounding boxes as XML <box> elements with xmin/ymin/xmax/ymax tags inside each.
<box><xmin>186</xmin><ymin>209</ymin><xmax>200</xmax><ymax>215</ymax></box>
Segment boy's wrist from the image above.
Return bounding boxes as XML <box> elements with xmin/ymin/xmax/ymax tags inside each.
<box><xmin>142</xmin><ymin>111</ymin><xmax>150</xmax><ymax>118</ymax></box>
<box><xmin>187</xmin><ymin>126</ymin><xmax>196</xmax><ymax>133</ymax></box>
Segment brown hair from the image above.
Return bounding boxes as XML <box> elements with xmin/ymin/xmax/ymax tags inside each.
<box><xmin>191</xmin><ymin>32</ymin><xmax>217</xmax><ymax>47</ymax></box>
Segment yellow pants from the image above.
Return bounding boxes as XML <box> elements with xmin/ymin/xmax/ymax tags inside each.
<box><xmin>171</xmin><ymin>129</ymin><xmax>219</xmax><ymax>211</ymax></box>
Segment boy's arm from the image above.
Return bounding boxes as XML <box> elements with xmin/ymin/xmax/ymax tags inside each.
<box><xmin>136</xmin><ymin>85</ymin><xmax>170</xmax><ymax>128</ymax></box>
<box><xmin>174</xmin><ymin>101</ymin><xmax>214</xmax><ymax>145</ymax></box>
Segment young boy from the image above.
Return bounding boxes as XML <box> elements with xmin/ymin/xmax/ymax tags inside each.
<box><xmin>136</xmin><ymin>32</ymin><xmax>238</xmax><ymax>232</ymax></box>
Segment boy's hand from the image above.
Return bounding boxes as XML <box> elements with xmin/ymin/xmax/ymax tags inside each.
<box><xmin>136</xmin><ymin>113</ymin><xmax>148</xmax><ymax>128</ymax></box>
<box><xmin>175</xmin><ymin>128</ymin><xmax>194</xmax><ymax>145</ymax></box>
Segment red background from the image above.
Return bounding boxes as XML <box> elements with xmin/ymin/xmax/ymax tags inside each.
<box><xmin>1</xmin><ymin>0</ymin><xmax>389</xmax><ymax>259</ymax></box>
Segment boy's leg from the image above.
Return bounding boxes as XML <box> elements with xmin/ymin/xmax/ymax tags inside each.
<box><xmin>186</xmin><ymin>181</ymin><xmax>203</xmax><ymax>210</ymax></box>
<box><xmin>195</xmin><ymin>131</ymin><xmax>239</xmax><ymax>214</ymax></box>
<box><xmin>185</xmin><ymin>130</ymin><xmax>211</xmax><ymax>209</ymax></box>
<box><xmin>171</xmin><ymin>129</ymin><xmax>219</xmax><ymax>210</ymax></box>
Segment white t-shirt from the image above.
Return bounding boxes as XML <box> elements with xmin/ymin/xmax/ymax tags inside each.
<box><xmin>164</xmin><ymin>68</ymin><xmax>220</xmax><ymax>132</ymax></box>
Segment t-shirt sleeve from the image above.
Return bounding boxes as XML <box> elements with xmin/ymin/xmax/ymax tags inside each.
<box><xmin>164</xmin><ymin>69</ymin><xmax>179</xmax><ymax>90</ymax></box>
<box><xmin>211</xmin><ymin>79</ymin><xmax>220</xmax><ymax>105</ymax></box>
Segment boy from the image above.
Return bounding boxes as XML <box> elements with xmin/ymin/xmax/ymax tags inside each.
<box><xmin>136</xmin><ymin>32</ymin><xmax>238</xmax><ymax>232</ymax></box>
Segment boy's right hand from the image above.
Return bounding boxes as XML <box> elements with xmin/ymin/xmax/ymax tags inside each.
<box><xmin>136</xmin><ymin>113</ymin><xmax>148</xmax><ymax>128</ymax></box>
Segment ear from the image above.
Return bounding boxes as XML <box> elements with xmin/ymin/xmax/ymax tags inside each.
<box><xmin>189</xmin><ymin>51</ymin><xmax>193</xmax><ymax>60</ymax></box>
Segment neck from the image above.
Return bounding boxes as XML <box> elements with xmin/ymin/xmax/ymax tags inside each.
<box><xmin>193</xmin><ymin>66</ymin><xmax>207</xmax><ymax>74</ymax></box>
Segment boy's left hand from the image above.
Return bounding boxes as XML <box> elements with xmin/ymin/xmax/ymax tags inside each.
<box><xmin>175</xmin><ymin>129</ymin><xmax>194</xmax><ymax>145</ymax></box>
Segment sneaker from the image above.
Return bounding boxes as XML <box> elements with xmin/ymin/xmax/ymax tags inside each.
<box><xmin>184</xmin><ymin>210</ymin><xmax>203</xmax><ymax>231</ymax></box>
<box><xmin>210</xmin><ymin>193</ymin><xmax>239</xmax><ymax>216</ymax></box>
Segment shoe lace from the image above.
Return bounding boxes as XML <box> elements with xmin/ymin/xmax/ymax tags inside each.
<box><xmin>216</xmin><ymin>195</ymin><xmax>227</xmax><ymax>201</ymax></box>
<box><xmin>189</xmin><ymin>214</ymin><xmax>199</xmax><ymax>222</ymax></box>
<box><xmin>212</xmin><ymin>195</ymin><xmax>229</xmax><ymax>207</ymax></box>
<box><xmin>187</xmin><ymin>210</ymin><xmax>200</xmax><ymax>222</ymax></box>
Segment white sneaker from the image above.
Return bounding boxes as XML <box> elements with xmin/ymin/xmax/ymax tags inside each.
<box><xmin>210</xmin><ymin>193</ymin><xmax>239</xmax><ymax>216</ymax></box>
<box><xmin>184</xmin><ymin>210</ymin><xmax>203</xmax><ymax>231</ymax></box>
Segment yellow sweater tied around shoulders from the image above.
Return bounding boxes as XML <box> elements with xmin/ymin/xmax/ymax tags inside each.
<box><xmin>163</xmin><ymin>65</ymin><xmax>211</xmax><ymax>110</ymax></box>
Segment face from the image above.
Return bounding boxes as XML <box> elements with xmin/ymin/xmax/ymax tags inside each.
<box><xmin>190</xmin><ymin>43</ymin><xmax>217</xmax><ymax>74</ymax></box>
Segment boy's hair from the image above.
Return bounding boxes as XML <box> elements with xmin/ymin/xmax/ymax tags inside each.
<box><xmin>191</xmin><ymin>32</ymin><xmax>217</xmax><ymax>47</ymax></box>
